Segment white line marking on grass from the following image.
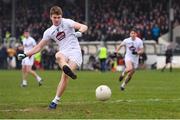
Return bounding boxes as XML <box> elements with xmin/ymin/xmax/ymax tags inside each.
<box><xmin>0</xmin><ymin>98</ymin><xmax>180</xmax><ymax>112</ymax></box>
<box><xmin>0</xmin><ymin>98</ymin><xmax>180</xmax><ymax>106</ymax></box>
<box><xmin>0</xmin><ymin>108</ymin><xmax>33</xmax><ymax>112</ymax></box>
<box><xmin>64</xmin><ymin>98</ymin><xmax>180</xmax><ymax>105</ymax></box>
<box><xmin>108</xmin><ymin>98</ymin><xmax>180</xmax><ymax>104</ymax></box>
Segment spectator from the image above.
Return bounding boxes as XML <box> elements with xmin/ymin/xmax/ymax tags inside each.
<box><xmin>7</xmin><ymin>46</ymin><xmax>16</xmax><ymax>69</ymax></box>
<box><xmin>81</xmin><ymin>48</ymin><xmax>85</xmax><ymax>70</ymax></box>
<box><xmin>34</xmin><ymin>52</ymin><xmax>42</xmax><ymax>70</ymax></box>
<box><xmin>151</xmin><ymin>24</ymin><xmax>160</xmax><ymax>43</ymax></box>
<box><xmin>15</xmin><ymin>44</ymin><xmax>24</xmax><ymax>69</ymax></box>
<box><xmin>161</xmin><ymin>47</ymin><xmax>173</xmax><ymax>72</ymax></box>
<box><xmin>0</xmin><ymin>45</ymin><xmax>8</xmax><ymax>69</ymax></box>
<box><xmin>98</xmin><ymin>44</ymin><xmax>108</xmax><ymax>72</ymax></box>
<box><xmin>139</xmin><ymin>52</ymin><xmax>147</xmax><ymax>69</ymax></box>
<box><xmin>1</xmin><ymin>0</ymin><xmax>180</xmax><ymax>42</ymax></box>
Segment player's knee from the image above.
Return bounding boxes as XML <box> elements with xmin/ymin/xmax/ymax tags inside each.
<box><xmin>26</xmin><ymin>67</ymin><xmax>32</xmax><ymax>73</ymax></box>
<box><xmin>24</xmin><ymin>68</ymin><xmax>28</xmax><ymax>73</ymax></box>
<box><xmin>126</xmin><ymin>68</ymin><xmax>133</xmax><ymax>72</ymax></box>
<box><xmin>22</xmin><ymin>68</ymin><xmax>25</xmax><ymax>72</ymax></box>
<box><xmin>26</xmin><ymin>69</ymin><xmax>31</xmax><ymax>73</ymax></box>
<box><xmin>55</xmin><ymin>53</ymin><xmax>63</xmax><ymax>61</ymax></box>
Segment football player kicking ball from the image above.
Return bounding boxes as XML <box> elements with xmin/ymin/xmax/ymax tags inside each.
<box><xmin>18</xmin><ymin>6</ymin><xmax>88</xmax><ymax>109</ymax></box>
<box><xmin>114</xmin><ymin>28</ymin><xmax>144</xmax><ymax>91</ymax></box>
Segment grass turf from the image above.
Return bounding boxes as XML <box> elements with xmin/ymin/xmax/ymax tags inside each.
<box><xmin>0</xmin><ymin>69</ymin><xmax>180</xmax><ymax>119</ymax></box>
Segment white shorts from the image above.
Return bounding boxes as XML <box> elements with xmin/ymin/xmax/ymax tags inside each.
<box><xmin>125</xmin><ymin>57</ymin><xmax>139</xmax><ymax>69</ymax></box>
<box><xmin>60</xmin><ymin>49</ymin><xmax>82</xmax><ymax>67</ymax></box>
<box><xmin>22</xmin><ymin>56</ymin><xmax>34</xmax><ymax>66</ymax></box>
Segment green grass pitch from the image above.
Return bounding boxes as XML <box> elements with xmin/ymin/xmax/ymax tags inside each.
<box><xmin>0</xmin><ymin>69</ymin><xmax>180</xmax><ymax>119</ymax></box>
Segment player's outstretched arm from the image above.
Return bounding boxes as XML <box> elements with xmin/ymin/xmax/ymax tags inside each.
<box><xmin>73</xmin><ymin>22</ymin><xmax>88</xmax><ymax>37</ymax></box>
<box><xmin>115</xmin><ymin>43</ymin><xmax>124</xmax><ymax>53</ymax></box>
<box><xmin>18</xmin><ymin>40</ymin><xmax>48</xmax><ymax>60</ymax></box>
<box><xmin>137</xmin><ymin>48</ymin><xmax>144</xmax><ymax>55</ymax></box>
<box><xmin>25</xmin><ymin>40</ymin><xmax>48</xmax><ymax>56</ymax></box>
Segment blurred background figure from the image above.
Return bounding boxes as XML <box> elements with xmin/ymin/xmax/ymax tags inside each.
<box><xmin>34</xmin><ymin>52</ymin><xmax>42</xmax><ymax>70</ymax></box>
<box><xmin>81</xmin><ymin>48</ymin><xmax>85</xmax><ymax>70</ymax></box>
<box><xmin>0</xmin><ymin>44</ymin><xmax>8</xmax><ymax>69</ymax></box>
<box><xmin>7</xmin><ymin>46</ymin><xmax>16</xmax><ymax>69</ymax></box>
<box><xmin>161</xmin><ymin>46</ymin><xmax>173</xmax><ymax>72</ymax></box>
<box><xmin>87</xmin><ymin>54</ymin><xmax>99</xmax><ymax>71</ymax></box>
<box><xmin>98</xmin><ymin>43</ymin><xmax>108</xmax><ymax>72</ymax></box>
<box><xmin>15</xmin><ymin>44</ymin><xmax>24</xmax><ymax>69</ymax></box>
<box><xmin>139</xmin><ymin>52</ymin><xmax>147</xmax><ymax>69</ymax></box>
<box><xmin>20</xmin><ymin>30</ymin><xmax>43</xmax><ymax>87</ymax></box>
<box><xmin>151</xmin><ymin>24</ymin><xmax>160</xmax><ymax>43</ymax></box>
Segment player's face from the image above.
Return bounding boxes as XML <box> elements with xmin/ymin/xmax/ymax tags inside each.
<box><xmin>51</xmin><ymin>14</ymin><xmax>62</xmax><ymax>26</ymax></box>
<box><xmin>24</xmin><ymin>32</ymin><xmax>29</xmax><ymax>38</ymax></box>
<box><xmin>130</xmin><ymin>31</ymin><xmax>137</xmax><ymax>40</ymax></box>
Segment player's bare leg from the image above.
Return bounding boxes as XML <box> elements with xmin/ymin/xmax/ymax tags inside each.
<box><xmin>120</xmin><ymin>61</ymin><xmax>133</xmax><ymax>91</ymax></box>
<box><xmin>125</xmin><ymin>70</ymin><xmax>135</xmax><ymax>84</ymax></box>
<box><xmin>26</xmin><ymin>66</ymin><xmax>42</xmax><ymax>86</ymax></box>
<box><xmin>119</xmin><ymin>60</ymin><xmax>132</xmax><ymax>81</ymax></box>
<box><xmin>56</xmin><ymin>73</ymin><xmax>69</xmax><ymax>97</ymax></box>
<box><xmin>55</xmin><ymin>52</ymin><xmax>77</xmax><ymax>79</ymax></box>
<box><xmin>55</xmin><ymin>52</ymin><xmax>68</xmax><ymax>68</ymax></box>
<box><xmin>119</xmin><ymin>70</ymin><xmax>126</xmax><ymax>81</ymax></box>
<box><xmin>121</xmin><ymin>70</ymin><xmax>135</xmax><ymax>90</ymax></box>
<box><xmin>21</xmin><ymin>66</ymin><xmax>28</xmax><ymax>87</ymax></box>
<box><xmin>49</xmin><ymin>60</ymin><xmax>78</xmax><ymax>109</ymax></box>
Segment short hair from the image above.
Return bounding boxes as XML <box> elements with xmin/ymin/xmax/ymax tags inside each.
<box><xmin>50</xmin><ymin>6</ymin><xmax>63</xmax><ymax>16</ymax></box>
<box><xmin>130</xmin><ymin>28</ymin><xmax>138</xmax><ymax>33</ymax></box>
<box><xmin>24</xmin><ymin>29</ymin><xmax>29</xmax><ymax>33</ymax></box>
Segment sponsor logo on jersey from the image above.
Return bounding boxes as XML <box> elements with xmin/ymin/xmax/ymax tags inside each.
<box><xmin>129</xmin><ymin>45</ymin><xmax>136</xmax><ymax>51</ymax></box>
<box><xmin>56</xmin><ymin>31</ymin><xmax>65</xmax><ymax>41</ymax></box>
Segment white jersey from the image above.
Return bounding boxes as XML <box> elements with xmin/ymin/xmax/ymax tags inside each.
<box><xmin>42</xmin><ymin>18</ymin><xmax>81</xmax><ymax>52</ymax></box>
<box><xmin>22</xmin><ymin>36</ymin><xmax>36</xmax><ymax>66</ymax></box>
<box><xmin>121</xmin><ymin>37</ymin><xmax>143</xmax><ymax>67</ymax></box>
<box><xmin>22</xmin><ymin>37</ymin><xmax>36</xmax><ymax>53</ymax></box>
<box><xmin>42</xmin><ymin>18</ymin><xmax>82</xmax><ymax>67</ymax></box>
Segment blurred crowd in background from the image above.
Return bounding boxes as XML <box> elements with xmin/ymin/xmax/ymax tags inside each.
<box><xmin>0</xmin><ymin>0</ymin><xmax>179</xmax><ymax>70</ymax></box>
<box><xmin>0</xmin><ymin>42</ymin><xmax>148</xmax><ymax>71</ymax></box>
<box><xmin>0</xmin><ymin>0</ymin><xmax>180</xmax><ymax>42</ymax></box>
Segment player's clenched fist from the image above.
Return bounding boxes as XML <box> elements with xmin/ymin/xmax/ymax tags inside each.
<box><xmin>132</xmin><ymin>50</ymin><xmax>138</xmax><ymax>55</ymax></box>
<box><xmin>18</xmin><ymin>53</ymin><xmax>27</xmax><ymax>60</ymax></box>
<box><xmin>74</xmin><ymin>31</ymin><xmax>82</xmax><ymax>37</ymax></box>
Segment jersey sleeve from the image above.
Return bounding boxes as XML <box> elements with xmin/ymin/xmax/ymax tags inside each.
<box><xmin>139</xmin><ymin>40</ymin><xmax>144</xmax><ymax>49</ymax></box>
<box><xmin>121</xmin><ymin>39</ymin><xmax>127</xmax><ymax>46</ymax></box>
<box><xmin>32</xmin><ymin>38</ymin><xmax>37</xmax><ymax>46</ymax></box>
<box><xmin>65</xmin><ymin>19</ymin><xmax>76</xmax><ymax>28</ymax></box>
<box><xmin>42</xmin><ymin>29</ymin><xmax>51</xmax><ymax>41</ymax></box>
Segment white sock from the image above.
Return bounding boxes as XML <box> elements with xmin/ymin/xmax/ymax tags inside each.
<box><xmin>52</xmin><ymin>96</ymin><xmax>60</xmax><ymax>104</ymax></box>
<box><xmin>22</xmin><ymin>80</ymin><xmax>27</xmax><ymax>85</ymax></box>
<box><xmin>122</xmin><ymin>70</ymin><xmax>125</xmax><ymax>76</ymax></box>
<box><xmin>36</xmin><ymin>76</ymin><xmax>42</xmax><ymax>82</ymax></box>
<box><xmin>121</xmin><ymin>82</ymin><xmax>126</xmax><ymax>88</ymax></box>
